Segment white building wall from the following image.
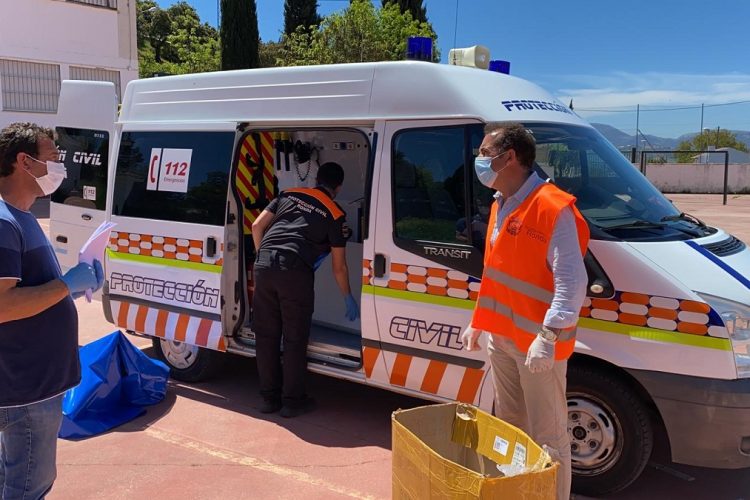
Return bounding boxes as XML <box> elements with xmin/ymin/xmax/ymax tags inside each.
<box><xmin>644</xmin><ymin>163</ymin><xmax>750</xmax><ymax>194</ymax></box>
<box><xmin>0</xmin><ymin>0</ymin><xmax>138</xmax><ymax>128</ymax></box>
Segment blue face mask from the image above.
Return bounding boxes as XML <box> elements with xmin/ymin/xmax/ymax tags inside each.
<box><xmin>474</xmin><ymin>150</ymin><xmax>508</xmax><ymax>188</ymax></box>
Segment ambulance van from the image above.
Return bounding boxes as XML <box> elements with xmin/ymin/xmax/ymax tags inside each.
<box><xmin>51</xmin><ymin>61</ymin><xmax>750</xmax><ymax>495</ymax></box>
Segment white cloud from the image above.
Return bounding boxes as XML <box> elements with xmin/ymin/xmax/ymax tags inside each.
<box><xmin>554</xmin><ymin>71</ymin><xmax>750</xmax><ymax>116</ymax></box>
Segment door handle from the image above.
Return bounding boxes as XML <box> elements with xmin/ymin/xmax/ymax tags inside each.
<box><xmin>56</xmin><ymin>235</ymin><xmax>68</xmax><ymax>244</ymax></box>
<box><xmin>206</xmin><ymin>236</ymin><xmax>217</xmax><ymax>258</ymax></box>
<box><xmin>81</xmin><ymin>214</ymin><xmax>92</xmax><ymax>221</ymax></box>
<box><xmin>373</xmin><ymin>253</ymin><xmax>386</xmax><ymax>278</ymax></box>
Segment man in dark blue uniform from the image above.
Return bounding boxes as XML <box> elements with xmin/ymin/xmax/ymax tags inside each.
<box><xmin>251</xmin><ymin>162</ymin><xmax>359</xmax><ymax>418</ymax></box>
<box><xmin>0</xmin><ymin>123</ymin><xmax>104</xmax><ymax>499</ymax></box>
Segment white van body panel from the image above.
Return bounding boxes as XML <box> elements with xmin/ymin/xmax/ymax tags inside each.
<box><xmin>629</xmin><ymin>231</ymin><xmax>750</xmax><ymax>306</ymax></box>
<box><xmin>54</xmin><ymin>62</ymin><xmax>750</xmax><ymax>475</ymax></box>
<box><xmin>118</xmin><ymin>61</ymin><xmax>588</xmax><ymax>127</ymax></box>
<box><xmin>51</xmin><ymin>81</ymin><xmax>117</xmax><ymax>274</ymax></box>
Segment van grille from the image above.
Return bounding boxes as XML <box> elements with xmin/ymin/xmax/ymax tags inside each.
<box><xmin>701</xmin><ymin>235</ymin><xmax>746</xmax><ymax>257</ymax></box>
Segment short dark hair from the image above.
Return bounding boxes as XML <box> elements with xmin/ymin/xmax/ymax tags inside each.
<box><xmin>484</xmin><ymin>122</ymin><xmax>536</xmax><ymax>169</ymax></box>
<box><xmin>0</xmin><ymin>122</ymin><xmax>54</xmax><ymax>178</ymax></box>
<box><xmin>316</xmin><ymin>162</ymin><xmax>345</xmax><ymax>190</ymax></box>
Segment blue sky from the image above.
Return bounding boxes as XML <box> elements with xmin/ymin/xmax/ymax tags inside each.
<box><xmin>154</xmin><ymin>0</ymin><xmax>750</xmax><ymax>139</ymax></box>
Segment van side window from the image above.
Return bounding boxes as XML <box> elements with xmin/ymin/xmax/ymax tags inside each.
<box><xmin>112</xmin><ymin>131</ymin><xmax>234</xmax><ymax>226</ymax></box>
<box><xmin>52</xmin><ymin>127</ymin><xmax>109</xmax><ymax>210</ymax></box>
<box><xmin>392</xmin><ymin>127</ymin><xmax>467</xmax><ymax>244</ymax></box>
<box><xmin>391</xmin><ymin>125</ymin><xmax>486</xmax><ymax>277</ymax></box>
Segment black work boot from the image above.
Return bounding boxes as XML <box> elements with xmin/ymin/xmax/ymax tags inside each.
<box><xmin>259</xmin><ymin>397</ymin><xmax>282</xmax><ymax>414</ymax></box>
<box><xmin>280</xmin><ymin>397</ymin><xmax>316</xmax><ymax>418</ymax></box>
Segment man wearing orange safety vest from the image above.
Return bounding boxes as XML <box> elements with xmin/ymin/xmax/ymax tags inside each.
<box><xmin>251</xmin><ymin>162</ymin><xmax>359</xmax><ymax>418</ymax></box>
<box><xmin>461</xmin><ymin>123</ymin><xmax>590</xmax><ymax>500</ymax></box>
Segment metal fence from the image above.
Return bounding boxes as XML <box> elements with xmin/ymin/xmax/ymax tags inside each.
<box><xmin>0</xmin><ymin>59</ymin><xmax>61</xmax><ymax>113</ymax></box>
<box><xmin>641</xmin><ymin>150</ymin><xmax>731</xmax><ymax>205</ymax></box>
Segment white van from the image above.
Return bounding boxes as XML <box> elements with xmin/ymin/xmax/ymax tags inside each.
<box><xmin>52</xmin><ymin>61</ymin><xmax>750</xmax><ymax>496</ymax></box>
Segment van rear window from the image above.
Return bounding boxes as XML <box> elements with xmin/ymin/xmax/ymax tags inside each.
<box><xmin>112</xmin><ymin>131</ymin><xmax>234</xmax><ymax>226</ymax></box>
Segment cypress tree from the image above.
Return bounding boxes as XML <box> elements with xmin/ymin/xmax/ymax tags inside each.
<box><xmin>381</xmin><ymin>0</ymin><xmax>427</xmax><ymax>23</ymax></box>
<box><xmin>284</xmin><ymin>0</ymin><xmax>321</xmax><ymax>35</ymax></box>
<box><xmin>220</xmin><ymin>0</ymin><xmax>260</xmax><ymax>70</ymax></box>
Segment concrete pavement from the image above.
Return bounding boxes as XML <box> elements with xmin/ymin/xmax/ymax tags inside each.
<box><xmin>35</xmin><ymin>195</ymin><xmax>750</xmax><ymax>499</ymax></box>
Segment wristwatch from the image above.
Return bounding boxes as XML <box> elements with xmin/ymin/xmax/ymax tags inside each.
<box><xmin>538</xmin><ymin>325</ymin><xmax>561</xmax><ymax>342</ymax></box>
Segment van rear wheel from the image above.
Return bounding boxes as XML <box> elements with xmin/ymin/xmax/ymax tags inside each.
<box><xmin>568</xmin><ymin>364</ymin><xmax>653</xmax><ymax>496</ymax></box>
<box><xmin>152</xmin><ymin>338</ymin><xmax>220</xmax><ymax>382</ymax></box>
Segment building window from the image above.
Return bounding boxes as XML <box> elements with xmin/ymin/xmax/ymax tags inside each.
<box><xmin>66</xmin><ymin>0</ymin><xmax>117</xmax><ymax>8</ymax></box>
<box><xmin>0</xmin><ymin>59</ymin><xmax>61</xmax><ymax>113</ymax></box>
<box><xmin>70</xmin><ymin>66</ymin><xmax>122</xmax><ymax>102</ymax></box>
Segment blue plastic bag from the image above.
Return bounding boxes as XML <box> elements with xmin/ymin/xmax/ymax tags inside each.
<box><xmin>59</xmin><ymin>331</ymin><xmax>169</xmax><ymax>439</ymax></box>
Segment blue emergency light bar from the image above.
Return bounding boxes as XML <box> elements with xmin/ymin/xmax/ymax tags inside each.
<box><xmin>406</xmin><ymin>37</ymin><xmax>433</xmax><ymax>62</ymax></box>
<box><xmin>489</xmin><ymin>60</ymin><xmax>511</xmax><ymax>74</ymax></box>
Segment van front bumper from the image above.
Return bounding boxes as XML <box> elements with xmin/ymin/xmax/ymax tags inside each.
<box><xmin>627</xmin><ymin>369</ymin><xmax>750</xmax><ymax>469</ymax></box>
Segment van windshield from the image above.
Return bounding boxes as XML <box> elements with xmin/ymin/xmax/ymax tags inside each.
<box><xmin>518</xmin><ymin>123</ymin><xmax>715</xmax><ymax>241</ymax></box>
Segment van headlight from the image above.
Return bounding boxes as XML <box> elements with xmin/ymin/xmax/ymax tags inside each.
<box><xmin>698</xmin><ymin>293</ymin><xmax>750</xmax><ymax>378</ymax></box>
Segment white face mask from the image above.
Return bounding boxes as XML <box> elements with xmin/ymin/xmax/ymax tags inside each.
<box><xmin>474</xmin><ymin>150</ymin><xmax>509</xmax><ymax>188</ymax></box>
<box><xmin>24</xmin><ymin>155</ymin><xmax>67</xmax><ymax>195</ymax></box>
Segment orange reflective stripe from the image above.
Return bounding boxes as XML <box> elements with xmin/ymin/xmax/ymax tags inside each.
<box><xmin>285</xmin><ymin>188</ymin><xmax>344</xmax><ymax>219</ymax></box>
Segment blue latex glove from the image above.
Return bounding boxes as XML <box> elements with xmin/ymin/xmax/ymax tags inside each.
<box><xmin>72</xmin><ymin>260</ymin><xmax>105</xmax><ymax>300</ymax></box>
<box><xmin>344</xmin><ymin>293</ymin><xmax>359</xmax><ymax>321</ymax></box>
<box><xmin>61</xmin><ymin>261</ymin><xmax>100</xmax><ymax>298</ymax></box>
<box><xmin>313</xmin><ymin>251</ymin><xmax>330</xmax><ymax>271</ymax></box>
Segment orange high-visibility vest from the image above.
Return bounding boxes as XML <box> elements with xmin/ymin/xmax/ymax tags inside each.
<box><xmin>471</xmin><ymin>182</ymin><xmax>590</xmax><ymax>360</ymax></box>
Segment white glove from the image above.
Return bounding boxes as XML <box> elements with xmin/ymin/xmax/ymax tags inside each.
<box><xmin>524</xmin><ymin>335</ymin><xmax>555</xmax><ymax>373</ymax></box>
<box><xmin>461</xmin><ymin>327</ymin><xmax>482</xmax><ymax>351</ymax></box>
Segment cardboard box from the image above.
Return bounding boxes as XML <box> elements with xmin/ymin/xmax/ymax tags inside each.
<box><xmin>393</xmin><ymin>403</ymin><xmax>558</xmax><ymax>499</ymax></box>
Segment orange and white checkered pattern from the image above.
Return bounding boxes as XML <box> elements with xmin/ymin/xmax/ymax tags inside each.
<box><xmin>363</xmin><ymin>345</ymin><xmax>486</xmax><ymax>405</ymax></box>
<box><xmin>363</xmin><ymin>259</ymin><xmax>481</xmax><ymax>300</ymax></box>
<box><xmin>581</xmin><ymin>292</ymin><xmax>722</xmax><ymax>336</ymax></box>
<box><xmin>108</xmin><ymin>232</ymin><xmax>223</xmax><ymax>266</ymax></box>
<box><xmin>364</xmin><ymin>259</ymin><xmax>721</xmax><ymax>337</ymax></box>
<box><xmin>111</xmin><ymin>299</ymin><xmax>226</xmax><ymax>352</ymax></box>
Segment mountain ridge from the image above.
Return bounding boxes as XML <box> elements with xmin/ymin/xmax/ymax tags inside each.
<box><xmin>591</xmin><ymin>123</ymin><xmax>750</xmax><ymax>151</ymax></box>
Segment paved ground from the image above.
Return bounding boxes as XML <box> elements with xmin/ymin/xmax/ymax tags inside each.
<box><xmin>32</xmin><ymin>195</ymin><xmax>750</xmax><ymax>500</ymax></box>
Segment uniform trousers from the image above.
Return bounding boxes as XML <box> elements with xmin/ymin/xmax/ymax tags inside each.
<box><xmin>488</xmin><ymin>335</ymin><xmax>571</xmax><ymax>500</ymax></box>
<box><xmin>252</xmin><ymin>252</ymin><xmax>315</xmax><ymax>408</ymax></box>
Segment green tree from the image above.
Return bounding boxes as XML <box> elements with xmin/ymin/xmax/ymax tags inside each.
<box><xmin>382</xmin><ymin>0</ymin><xmax>427</xmax><ymax>23</ymax></box>
<box><xmin>221</xmin><ymin>0</ymin><xmax>261</xmax><ymax>70</ymax></box>
<box><xmin>277</xmin><ymin>0</ymin><xmax>438</xmax><ymax>66</ymax></box>
<box><xmin>675</xmin><ymin>129</ymin><xmax>749</xmax><ymax>163</ymax></box>
<box><xmin>259</xmin><ymin>40</ymin><xmax>284</xmax><ymax>68</ymax></box>
<box><xmin>284</xmin><ymin>0</ymin><xmax>321</xmax><ymax>35</ymax></box>
<box><xmin>137</xmin><ymin>0</ymin><xmax>219</xmax><ymax>77</ymax></box>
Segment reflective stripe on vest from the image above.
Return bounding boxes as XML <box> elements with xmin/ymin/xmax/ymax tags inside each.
<box><xmin>471</xmin><ymin>182</ymin><xmax>589</xmax><ymax>360</ymax></box>
<box><xmin>476</xmin><ymin>295</ymin><xmax>576</xmax><ymax>342</ymax></box>
<box><xmin>284</xmin><ymin>188</ymin><xmax>344</xmax><ymax>220</ymax></box>
<box><xmin>484</xmin><ymin>266</ymin><xmax>554</xmax><ymax>304</ymax></box>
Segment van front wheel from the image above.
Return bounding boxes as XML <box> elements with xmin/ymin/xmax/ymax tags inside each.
<box><xmin>152</xmin><ymin>338</ymin><xmax>220</xmax><ymax>382</ymax></box>
<box><xmin>568</xmin><ymin>365</ymin><xmax>654</xmax><ymax>496</ymax></box>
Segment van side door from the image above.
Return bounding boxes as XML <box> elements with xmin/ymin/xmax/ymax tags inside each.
<box><xmin>103</xmin><ymin>125</ymin><xmax>235</xmax><ymax>353</ymax></box>
<box><xmin>51</xmin><ymin>81</ymin><xmax>117</xmax><ymax>273</ymax></box>
<box><xmin>366</xmin><ymin>120</ymin><xmax>494</xmax><ymax>408</ymax></box>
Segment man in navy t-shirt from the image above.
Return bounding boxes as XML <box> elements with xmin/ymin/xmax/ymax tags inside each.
<box><xmin>0</xmin><ymin>123</ymin><xmax>104</xmax><ymax>500</ymax></box>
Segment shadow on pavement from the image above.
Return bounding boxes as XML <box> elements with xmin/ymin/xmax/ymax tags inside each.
<box><xmin>155</xmin><ymin>352</ymin><xmax>427</xmax><ymax>450</ymax></box>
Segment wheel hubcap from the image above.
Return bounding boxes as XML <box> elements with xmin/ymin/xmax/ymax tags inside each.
<box><xmin>160</xmin><ymin>339</ymin><xmax>199</xmax><ymax>370</ymax></box>
<box><xmin>568</xmin><ymin>394</ymin><xmax>622</xmax><ymax>475</ymax></box>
